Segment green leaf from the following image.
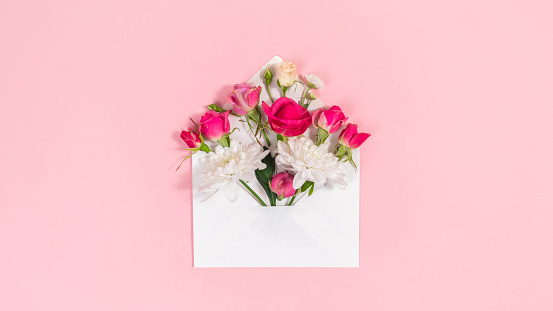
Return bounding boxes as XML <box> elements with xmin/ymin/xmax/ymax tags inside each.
<box><xmin>308</xmin><ymin>184</ymin><xmax>315</xmax><ymax>196</ymax></box>
<box><xmin>277</xmin><ymin>134</ymin><xmax>284</xmax><ymax>142</ymax></box>
<box><xmin>254</xmin><ymin>148</ymin><xmax>277</xmax><ymax>206</ymax></box>
<box><xmin>300</xmin><ymin>181</ymin><xmax>314</xmax><ymax>193</ymax></box>
<box><xmin>207</xmin><ymin>104</ymin><xmax>226</xmax><ymax>112</ymax></box>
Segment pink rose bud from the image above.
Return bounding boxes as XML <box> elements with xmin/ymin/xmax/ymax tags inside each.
<box><xmin>262</xmin><ymin>97</ymin><xmax>312</xmax><ymax>137</ymax></box>
<box><xmin>270</xmin><ymin>172</ymin><xmax>296</xmax><ymax>198</ymax></box>
<box><xmin>227</xmin><ymin>83</ymin><xmax>261</xmax><ymax>115</ymax></box>
<box><xmin>312</xmin><ymin>105</ymin><xmax>348</xmax><ymax>134</ymax></box>
<box><xmin>338</xmin><ymin>123</ymin><xmax>371</xmax><ymax>149</ymax></box>
<box><xmin>199</xmin><ymin>110</ymin><xmax>231</xmax><ymax>141</ymax></box>
<box><xmin>180</xmin><ymin>128</ymin><xmax>202</xmax><ymax>149</ymax></box>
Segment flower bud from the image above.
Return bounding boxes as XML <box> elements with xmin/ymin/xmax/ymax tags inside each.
<box><xmin>180</xmin><ymin>128</ymin><xmax>202</xmax><ymax>149</ymax></box>
<box><xmin>276</xmin><ymin>61</ymin><xmax>297</xmax><ymax>87</ymax></box>
<box><xmin>263</xmin><ymin>68</ymin><xmax>273</xmax><ymax>85</ymax></box>
<box><xmin>199</xmin><ymin>110</ymin><xmax>231</xmax><ymax>141</ymax></box>
<box><xmin>338</xmin><ymin>123</ymin><xmax>371</xmax><ymax>149</ymax></box>
<box><xmin>227</xmin><ymin>83</ymin><xmax>261</xmax><ymax>115</ymax></box>
<box><xmin>312</xmin><ymin>105</ymin><xmax>348</xmax><ymax>134</ymax></box>
<box><xmin>270</xmin><ymin>172</ymin><xmax>296</xmax><ymax>199</ymax></box>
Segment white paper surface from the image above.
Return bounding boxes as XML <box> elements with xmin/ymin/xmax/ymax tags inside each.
<box><xmin>192</xmin><ymin>56</ymin><xmax>359</xmax><ymax>267</ymax></box>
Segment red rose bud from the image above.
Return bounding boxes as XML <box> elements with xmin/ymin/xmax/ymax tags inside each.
<box><xmin>262</xmin><ymin>97</ymin><xmax>312</xmax><ymax>137</ymax></box>
<box><xmin>270</xmin><ymin>172</ymin><xmax>296</xmax><ymax>199</ymax></box>
<box><xmin>312</xmin><ymin>105</ymin><xmax>348</xmax><ymax>134</ymax></box>
<box><xmin>199</xmin><ymin>110</ymin><xmax>231</xmax><ymax>141</ymax></box>
<box><xmin>180</xmin><ymin>128</ymin><xmax>202</xmax><ymax>149</ymax></box>
<box><xmin>338</xmin><ymin>123</ymin><xmax>371</xmax><ymax>149</ymax></box>
<box><xmin>227</xmin><ymin>83</ymin><xmax>261</xmax><ymax>115</ymax></box>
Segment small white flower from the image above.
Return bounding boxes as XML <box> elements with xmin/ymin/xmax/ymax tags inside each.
<box><xmin>275</xmin><ymin>137</ymin><xmax>347</xmax><ymax>190</ymax></box>
<box><xmin>304</xmin><ymin>74</ymin><xmax>324</xmax><ymax>89</ymax></box>
<box><xmin>199</xmin><ymin>142</ymin><xmax>270</xmax><ymax>202</ymax></box>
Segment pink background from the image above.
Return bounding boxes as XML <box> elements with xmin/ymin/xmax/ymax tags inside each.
<box><xmin>1</xmin><ymin>0</ymin><xmax>553</xmax><ymax>310</ymax></box>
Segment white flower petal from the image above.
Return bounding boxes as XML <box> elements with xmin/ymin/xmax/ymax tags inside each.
<box><xmin>293</xmin><ymin>170</ymin><xmax>309</xmax><ymax>189</ymax></box>
<box><xmin>199</xmin><ymin>142</ymin><xmax>269</xmax><ymax>201</ymax></box>
<box><xmin>275</xmin><ymin>137</ymin><xmax>348</xmax><ymax>190</ymax></box>
<box><xmin>224</xmin><ymin>181</ymin><xmax>239</xmax><ymax>202</ymax></box>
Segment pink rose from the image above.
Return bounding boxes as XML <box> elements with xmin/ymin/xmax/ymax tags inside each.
<box><xmin>338</xmin><ymin>124</ymin><xmax>371</xmax><ymax>149</ymax></box>
<box><xmin>312</xmin><ymin>105</ymin><xmax>348</xmax><ymax>134</ymax></box>
<box><xmin>227</xmin><ymin>83</ymin><xmax>261</xmax><ymax>115</ymax></box>
<box><xmin>199</xmin><ymin>110</ymin><xmax>230</xmax><ymax>141</ymax></box>
<box><xmin>262</xmin><ymin>97</ymin><xmax>312</xmax><ymax>137</ymax></box>
<box><xmin>180</xmin><ymin>128</ymin><xmax>202</xmax><ymax>149</ymax></box>
<box><xmin>270</xmin><ymin>172</ymin><xmax>296</xmax><ymax>198</ymax></box>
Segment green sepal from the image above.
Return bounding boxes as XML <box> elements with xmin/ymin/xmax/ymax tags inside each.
<box><xmin>335</xmin><ymin>144</ymin><xmax>349</xmax><ymax>159</ymax></box>
<box><xmin>247</xmin><ymin>108</ymin><xmax>260</xmax><ymax>124</ymax></box>
<box><xmin>217</xmin><ymin>135</ymin><xmax>230</xmax><ymax>147</ymax></box>
<box><xmin>316</xmin><ymin>128</ymin><xmax>329</xmax><ymax>146</ymax></box>
<box><xmin>347</xmin><ymin>150</ymin><xmax>358</xmax><ymax>171</ymax></box>
<box><xmin>199</xmin><ymin>143</ymin><xmax>211</xmax><ymax>153</ymax></box>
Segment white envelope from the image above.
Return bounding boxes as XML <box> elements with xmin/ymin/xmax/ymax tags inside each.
<box><xmin>192</xmin><ymin>56</ymin><xmax>359</xmax><ymax>267</ymax></box>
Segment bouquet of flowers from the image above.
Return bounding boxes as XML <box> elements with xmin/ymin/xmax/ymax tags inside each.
<box><xmin>178</xmin><ymin>60</ymin><xmax>370</xmax><ymax>206</ymax></box>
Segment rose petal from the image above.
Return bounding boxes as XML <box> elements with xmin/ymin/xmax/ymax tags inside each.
<box><xmin>245</xmin><ymin>86</ymin><xmax>261</xmax><ymax>109</ymax></box>
<box><xmin>311</xmin><ymin>108</ymin><xmax>323</xmax><ymax>128</ymax></box>
<box><xmin>350</xmin><ymin>132</ymin><xmax>371</xmax><ymax>149</ymax></box>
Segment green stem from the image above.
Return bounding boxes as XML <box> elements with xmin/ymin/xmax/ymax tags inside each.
<box><xmin>305</xmin><ymin>98</ymin><xmax>313</xmax><ymax>109</ymax></box>
<box><xmin>300</xmin><ymin>86</ymin><xmax>311</xmax><ymax>107</ymax></box>
<box><xmin>255</xmin><ymin>106</ymin><xmax>271</xmax><ymax>147</ymax></box>
<box><xmin>239</xmin><ymin>179</ymin><xmax>267</xmax><ymax>206</ymax></box>
<box><xmin>265</xmin><ymin>83</ymin><xmax>275</xmax><ymax>104</ymax></box>
<box><xmin>282</xmin><ymin>86</ymin><xmax>288</xmax><ymax>97</ymax></box>
<box><xmin>245</xmin><ymin>116</ymin><xmax>262</xmax><ymax>146</ymax></box>
<box><xmin>287</xmin><ymin>194</ymin><xmax>297</xmax><ymax>206</ymax></box>
<box><xmin>261</xmin><ymin>128</ymin><xmax>271</xmax><ymax>147</ymax></box>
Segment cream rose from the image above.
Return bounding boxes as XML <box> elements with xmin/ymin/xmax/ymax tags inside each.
<box><xmin>276</xmin><ymin>61</ymin><xmax>297</xmax><ymax>87</ymax></box>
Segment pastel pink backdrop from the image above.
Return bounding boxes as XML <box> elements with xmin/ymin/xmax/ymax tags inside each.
<box><xmin>1</xmin><ymin>0</ymin><xmax>552</xmax><ymax>310</ymax></box>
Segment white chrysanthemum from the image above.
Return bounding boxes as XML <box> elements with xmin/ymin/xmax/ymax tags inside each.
<box><xmin>275</xmin><ymin>137</ymin><xmax>347</xmax><ymax>190</ymax></box>
<box><xmin>199</xmin><ymin>142</ymin><xmax>269</xmax><ymax>202</ymax></box>
<box><xmin>304</xmin><ymin>74</ymin><xmax>324</xmax><ymax>89</ymax></box>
